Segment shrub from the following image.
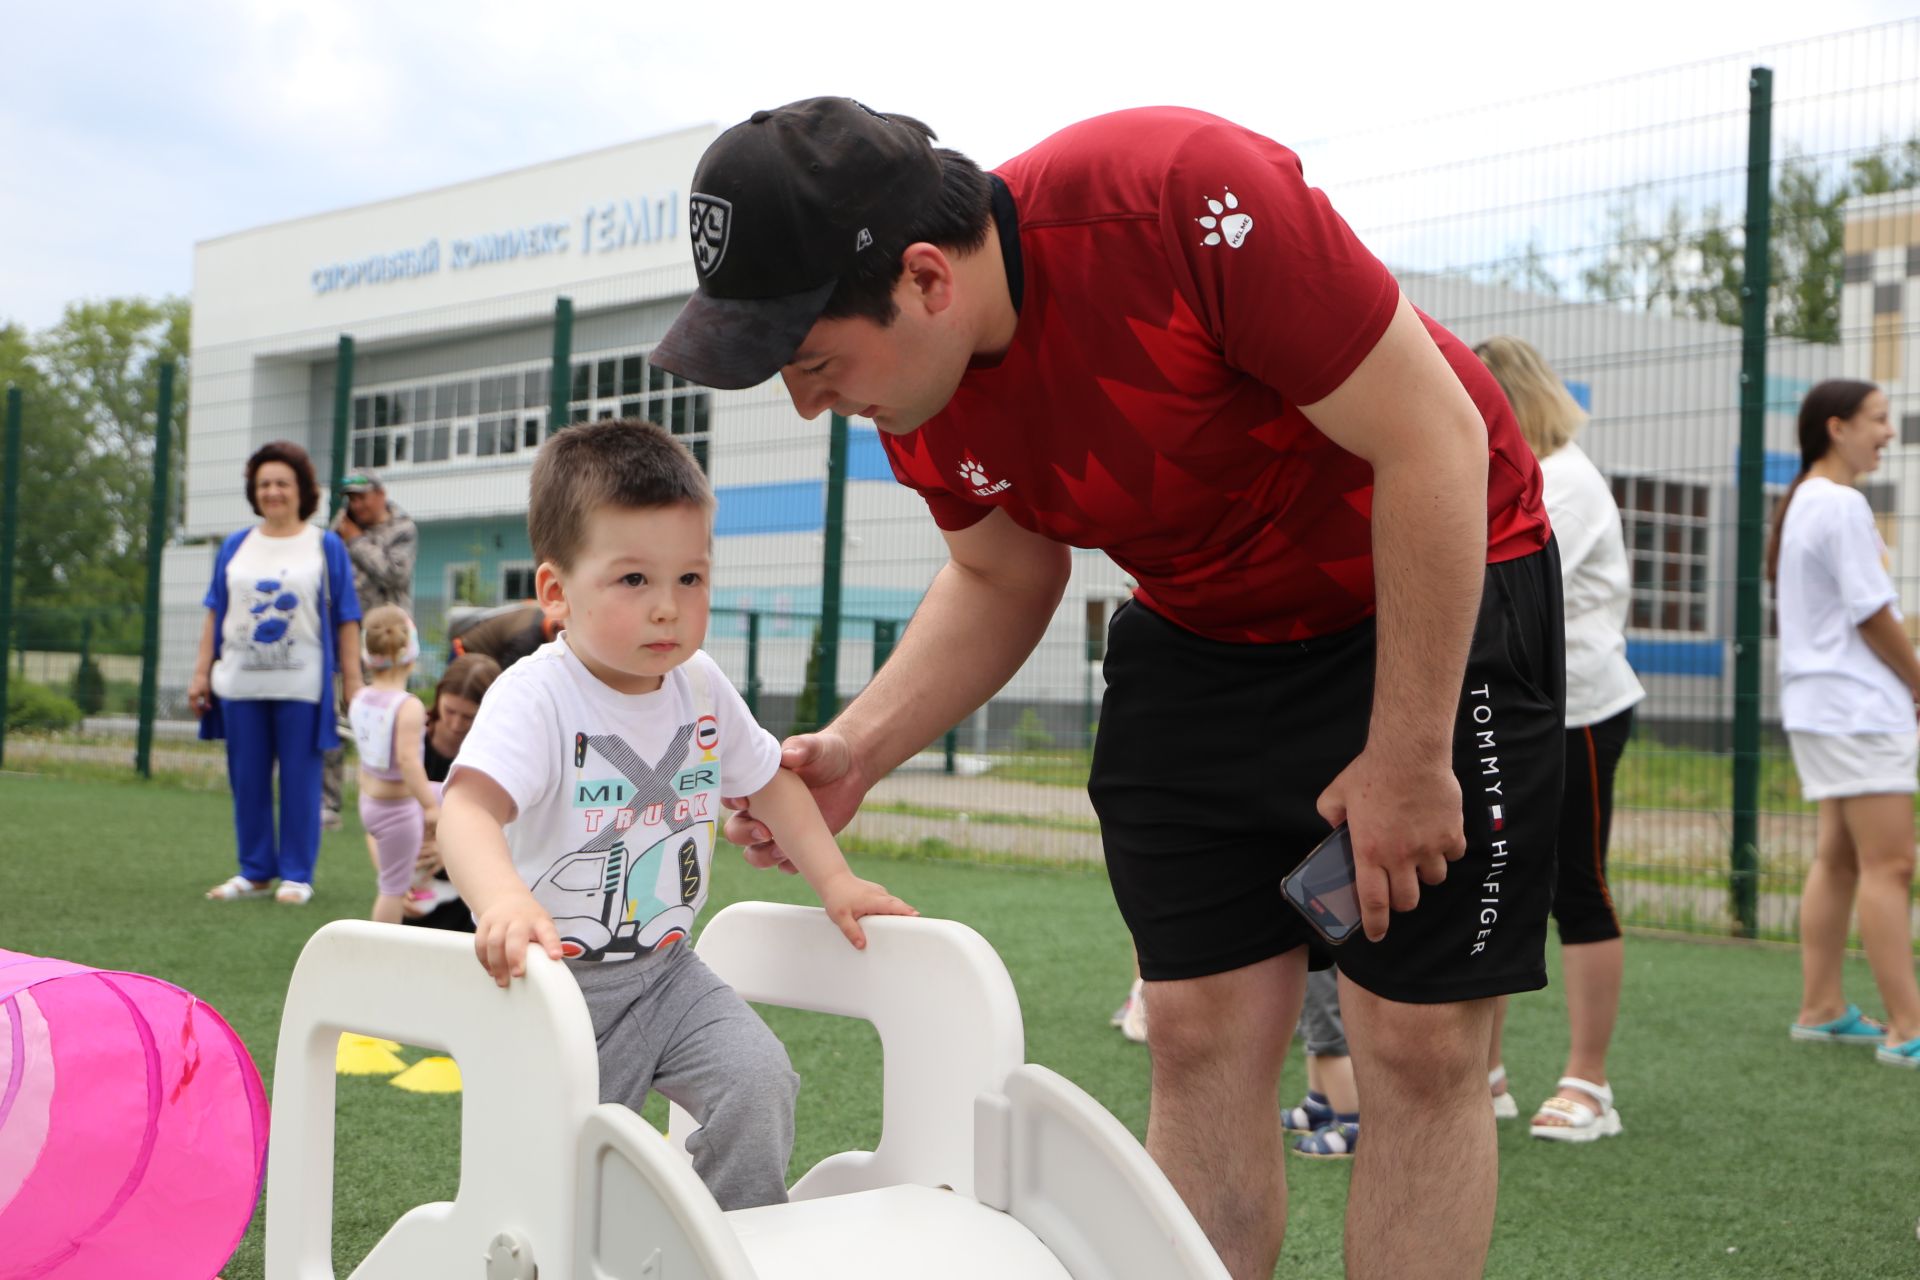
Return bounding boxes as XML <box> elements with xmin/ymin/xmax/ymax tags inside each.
<box><xmin>1013</xmin><ymin>707</ymin><xmax>1055</xmax><ymax>753</ymax></box>
<box><xmin>7</xmin><ymin>682</ymin><xmax>83</xmax><ymax>733</ymax></box>
<box><xmin>789</xmin><ymin>623</ymin><xmax>825</xmax><ymax>739</ymax></box>
<box><xmin>70</xmin><ymin>657</ymin><xmax>106</xmax><ymax>715</ymax></box>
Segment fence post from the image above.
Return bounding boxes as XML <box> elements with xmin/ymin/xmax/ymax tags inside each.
<box><xmin>0</xmin><ymin>387</ymin><xmax>21</xmax><ymax>769</ymax></box>
<box><xmin>327</xmin><ymin>336</ymin><xmax>354</xmax><ymax>520</ymax></box>
<box><xmin>1729</xmin><ymin>65</ymin><xmax>1773</xmax><ymax>939</ymax></box>
<box><xmin>137</xmin><ymin>361</ymin><xmax>177</xmax><ymax>777</ymax></box>
<box><xmin>817</xmin><ymin>413</ymin><xmax>848</xmax><ymax>723</ymax></box>
<box><xmin>873</xmin><ymin>618</ymin><xmax>897</xmax><ymax>670</ymax></box>
<box><xmin>548</xmin><ymin>297</ymin><xmax>574</xmax><ymax>434</ymax></box>
<box><xmin>745</xmin><ymin>612</ymin><xmax>761</xmax><ymax>720</ymax></box>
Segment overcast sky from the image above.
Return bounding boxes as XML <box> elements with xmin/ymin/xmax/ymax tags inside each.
<box><xmin>5</xmin><ymin>0</ymin><xmax>1918</xmax><ymax>333</ymax></box>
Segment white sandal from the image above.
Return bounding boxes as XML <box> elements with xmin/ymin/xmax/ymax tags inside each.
<box><xmin>275</xmin><ymin>880</ymin><xmax>315</xmax><ymax>905</ymax></box>
<box><xmin>207</xmin><ymin>875</ymin><xmax>274</xmax><ymax>901</ymax></box>
<box><xmin>1530</xmin><ymin>1075</ymin><xmax>1622</xmax><ymax>1143</ymax></box>
<box><xmin>1490</xmin><ymin>1065</ymin><xmax>1519</xmax><ymax>1120</ymax></box>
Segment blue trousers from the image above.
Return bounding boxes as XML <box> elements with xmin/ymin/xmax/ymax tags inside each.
<box><xmin>223</xmin><ymin>698</ymin><xmax>325</xmax><ymax>885</ymax></box>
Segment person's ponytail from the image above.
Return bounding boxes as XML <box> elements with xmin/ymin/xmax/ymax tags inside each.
<box><xmin>1768</xmin><ymin>379</ymin><xmax>1881</xmax><ymax>584</ymax></box>
<box><xmin>1765</xmin><ymin>470</ymin><xmax>1810</xmax><ymax>584</ymax></box>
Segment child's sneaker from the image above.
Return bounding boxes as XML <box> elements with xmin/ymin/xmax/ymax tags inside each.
<box><xmin>1293</xmin><ymin>1120</ymin><xmax>1359</xmax><ymax>1159</ymax></box>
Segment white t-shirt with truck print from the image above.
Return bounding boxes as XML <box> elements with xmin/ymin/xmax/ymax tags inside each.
<box><xmin>450</xmin><ymin>638</ymin><xmax>781</xmax><ymax>962</ymax></box>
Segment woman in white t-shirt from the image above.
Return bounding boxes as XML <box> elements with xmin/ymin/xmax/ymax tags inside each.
<box><xmin>1771</xmin><ymin>380</ymin><xmax>1920</xmax><ymax>1069</ymax></box>
<box><xmin>188</xmin><ymin>441</ymin><xmax>363</xmax><ymax>906</ymax></box>
<box><xmin>1477</xmin><ymin>337</ymin><xmax>1646</xmax><ymax>1139</ymax></box>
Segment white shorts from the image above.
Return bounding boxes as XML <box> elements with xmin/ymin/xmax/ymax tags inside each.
<box><xmin>1787</xmin><ymin>730</ymin><xmax>1919</xmax><ymax>800</ymax></box>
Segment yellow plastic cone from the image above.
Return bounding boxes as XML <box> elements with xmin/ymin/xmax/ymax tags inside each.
<box><xmin>389</xmin><ymin>1056</ymin><xmax>463</xmax><ymax>1094</ymax></box>
<box><xmin>335</xmin><ymin>1033</ymin><xmax>408</xmax><ymax>1076</ymax></box>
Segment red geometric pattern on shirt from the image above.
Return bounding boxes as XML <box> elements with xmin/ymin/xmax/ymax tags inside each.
<box><xmin>880</xmin><ymin>108</ymin><xmax>1548</xmax><ymax>642</ymax></box>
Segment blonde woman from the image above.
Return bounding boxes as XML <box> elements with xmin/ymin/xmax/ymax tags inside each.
<box><xmin>1771</xmin><ymin>380</ymin><xmax>1920</xmax><ymax>1069</ymax></box>
<box><xmin>1476</xmin><ymin>337</ymin><xmax>1644</xmax><ymax>1139</ymax></box>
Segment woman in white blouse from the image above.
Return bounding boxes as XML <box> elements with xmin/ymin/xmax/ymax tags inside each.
<box><xmin>1770</xmin><ymin>380</ymin><xmax>1920</xmax><ymax>1069</ymax></box>
<box><xmin>1476</xmin><ymin>337</ymin><xmax>1645</xmax><ymax>1140</ymax></box>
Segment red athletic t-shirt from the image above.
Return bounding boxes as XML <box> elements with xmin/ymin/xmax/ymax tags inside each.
<box><xmin>880</xmin><ymin>107</ymin><xmax>1550</xmax><ymax>643</ymax></box>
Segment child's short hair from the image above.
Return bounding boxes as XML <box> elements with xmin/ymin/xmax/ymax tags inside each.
<box><xmin>527</xmin><ymin>419</ymin><xmax>713</xmax><ymax>569</ymax></box>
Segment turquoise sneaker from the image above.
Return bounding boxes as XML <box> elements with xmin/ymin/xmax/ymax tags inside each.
<box><xmin>1790</xmin><ymin>1004</ymin><xmax>1885</xmax><ymax>1044</ymax></box>
<box><xmin>1876</xmin><ymin>1037</ymin><xmax>1920</xmax><ymax>1069</ymax></box>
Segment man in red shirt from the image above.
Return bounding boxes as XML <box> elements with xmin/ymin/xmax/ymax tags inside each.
<box><xmin>654</xmin><ymin>97</ymin><xmax>1563</xmax><ymax>1280</ymax></box>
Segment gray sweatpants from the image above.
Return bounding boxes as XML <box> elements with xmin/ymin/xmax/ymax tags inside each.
<box><xmin>1298</xmin><ymin>967</ymin><xmax>1348</xmax><ymax>1058</ymax></box>
<box><xmin>570</xmin><ymin>944</ymin><xmax>799</xmax><ymax>1210</ymax></box>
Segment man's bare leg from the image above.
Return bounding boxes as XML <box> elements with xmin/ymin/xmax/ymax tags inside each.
<box><xmin>1342</xmin><ymin>975</ymin><xmax>1499</xmax><ymax>1280</ymax></box>
<box><xmin>1144</xmin><ymin>949</ymin><xmax>1308</xmax><ymax>1280</ymax></box>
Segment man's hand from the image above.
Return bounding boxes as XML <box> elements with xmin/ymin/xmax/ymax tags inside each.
<box><xmin>334</xmin><ymin>511</ymin><xmax>363</xmax><ymax>541</ymax></box>
<box><xmin>813</xmin><ymin>872</ymin><xmax>918</xmax><ymax>949</ymax></box>
<box><xmin>1317</xmin><ymin>744</ymin><xmax>1464</xmax><ymax>943</ymax></box>
<box><xmin>722</xmin><ymin>731</ymin><xmax>868</xmax><ymax>872</ymax></box>
<box><xmin>471</xmin><ymin>893</ymin><xmax>564</xmax><ymax>988</ymax></box>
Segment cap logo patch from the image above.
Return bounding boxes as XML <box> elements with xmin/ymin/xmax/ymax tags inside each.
<box><xmin>854</xmin><ymin>227</ymin><xmax>873</xmax><ymax>252</ymax></box>
<box><xmin>690</xmin><ymin>193</ymin><xmax>733</xmax><ymax>278</ymax></box>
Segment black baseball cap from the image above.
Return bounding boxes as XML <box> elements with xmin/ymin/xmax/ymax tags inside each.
<box><xmin>651</xmin><ymin>97</ymin><xmax>944</xmax><ymax>390</ymax></box>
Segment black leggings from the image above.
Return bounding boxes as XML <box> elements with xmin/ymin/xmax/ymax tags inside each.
<box><xmin>1552</xmin><ymin>707</ymin><xmax>1634</xmax><ymax>945</ymax></box>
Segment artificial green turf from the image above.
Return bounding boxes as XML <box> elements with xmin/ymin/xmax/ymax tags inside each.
<box><xmin>2</xmin><ymin>772</ymin><xmax>1916</xmax><ymax>1279</ymax></box>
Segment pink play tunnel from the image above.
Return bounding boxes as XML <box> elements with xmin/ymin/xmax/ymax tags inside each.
<box><xmin>0</xmin><ymin>950</ymin><xmax>269</xmax><ymax>1279</ymax></box>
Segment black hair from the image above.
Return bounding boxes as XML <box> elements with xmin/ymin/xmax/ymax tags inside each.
<box><xmin>819</xmin><ymin>116</ymin><xmax>994</xmax><ymax>326</ymax></box>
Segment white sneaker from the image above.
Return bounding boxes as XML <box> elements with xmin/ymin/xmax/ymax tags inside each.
<box><xmin>319</xmin><ymin>809</ymin><xmax>343</xmax><ymax>832</ymax></box>
<box><xmin>1490</xmin><ymin>1065</ymin><xmax>1519</xmax><ymax>1119</ymax></box>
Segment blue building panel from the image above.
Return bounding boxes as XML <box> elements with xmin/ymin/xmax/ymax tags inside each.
<box><xmin>1626</xmin><ymin>637</ymin><xmax>1723</xmax><ymax>678</ymax></box>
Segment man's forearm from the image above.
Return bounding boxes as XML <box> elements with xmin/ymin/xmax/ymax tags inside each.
<box><xmin>1368</xmin><ymin>455</ymin><xmax>1486</xmax><ymax>762</ymax></box>
<box><xmin>832</xmin><ymin>557</ymin><xmax>1064</xmax><ymax>778</ymax></box>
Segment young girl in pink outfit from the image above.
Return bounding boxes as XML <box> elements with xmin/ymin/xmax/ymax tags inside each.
<box><xmin>349</xmin><ymin>605</ymin><xmax>439</xmax><ymax>925</ymax></box>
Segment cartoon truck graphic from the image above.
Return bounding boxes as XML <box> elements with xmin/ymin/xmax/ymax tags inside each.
<box><xmin>533</xmin><ymin>823</ymin><xmax>713</xmax><ymax>961</ymax></box>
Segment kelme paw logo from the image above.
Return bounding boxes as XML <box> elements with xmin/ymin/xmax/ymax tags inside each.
<box><xmin>1197</xmin><ymin>188</ymin><xmax>1253</xmax><ymax>249</ymax></box>
<box><xmin>958</xmin><ymin>457</ymin><xmax>989</xmax><ymax>487</ymax></box>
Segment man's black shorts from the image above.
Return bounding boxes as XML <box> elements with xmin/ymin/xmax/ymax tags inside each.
<box><xmin>1088</xmin><ymin>543</ymin><xmax>1566</xmax><ymax>1004</ymax></box>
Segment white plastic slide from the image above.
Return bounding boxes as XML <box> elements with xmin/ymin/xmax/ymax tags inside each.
<box><xmin>264</xmin><ymin>905</ymin><xmax>1229</xmax><ymax>1280</ymax></box>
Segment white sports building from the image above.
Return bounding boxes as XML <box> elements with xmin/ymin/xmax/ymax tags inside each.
<box><xmin>166</xmin><ymin>126</ymin><xmax>1917</xmax><ymax>742</ymax></box>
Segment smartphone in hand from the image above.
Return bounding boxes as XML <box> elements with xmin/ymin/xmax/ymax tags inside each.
<box><xmin>1280</xmin><ymin>823</ymin><xmax>1362</xmax><ymax>946</ymax></box>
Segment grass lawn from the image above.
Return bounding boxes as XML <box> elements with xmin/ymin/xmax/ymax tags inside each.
<box><xmin>2</xmin><ymin>771</ymin><xmax>1916</xmax><ymax>1279</ymax></box>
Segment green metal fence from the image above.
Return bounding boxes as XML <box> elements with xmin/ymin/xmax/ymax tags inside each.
<box><xmin>5</xmin><ymin>20</ymin><xmax>1920</xmax><ymax>944</ymax></box>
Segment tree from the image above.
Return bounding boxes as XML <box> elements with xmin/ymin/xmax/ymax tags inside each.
<box><xmin>1489</xmin><ymin>236</ymin><xmax>1563</xmax><ymax>298</ymax></box>
<box><xmin>1489</xmin><ymin>136</ymin><xmax>1920</xmax><ymax>344</ymax></box>
<box><xmin>1</xmin><ymin>298</ymin><xmax>189</xmax><ymax>652</ymax></box>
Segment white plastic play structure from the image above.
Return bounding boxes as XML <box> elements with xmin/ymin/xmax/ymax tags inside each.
<box><xmin>265</xmin><ymin>903</ymin><xmax>1229</xmax><ymax>1279</ymax></box>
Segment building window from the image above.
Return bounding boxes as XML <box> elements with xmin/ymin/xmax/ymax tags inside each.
<box><xmin>568</xmin><ymin>351</ymin><xmax>712</xmax><ymax>471</ymax></box>
<box><xmin>351</xmin><ymin>362</ymin><xmax>548</xmax><ymax>476</ymax></box>
<box><xmin>500</xmin><ymin>563</ymin><xmax>537</xmax><ymax>602</ymax></box>
<box><xmin>347</xmin><ymin>345</ymin><xmax>709</xmax><ymax>478</ymax></box>
<box><xmin>1611</xmin><ymin>474</ymin><xmax>1710</xmax><ymax>635</ymax></box>
<box><xmin>445</xmin><ymin>561</ymin><xmax>491</xmax><ymax>608</ymax></box>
